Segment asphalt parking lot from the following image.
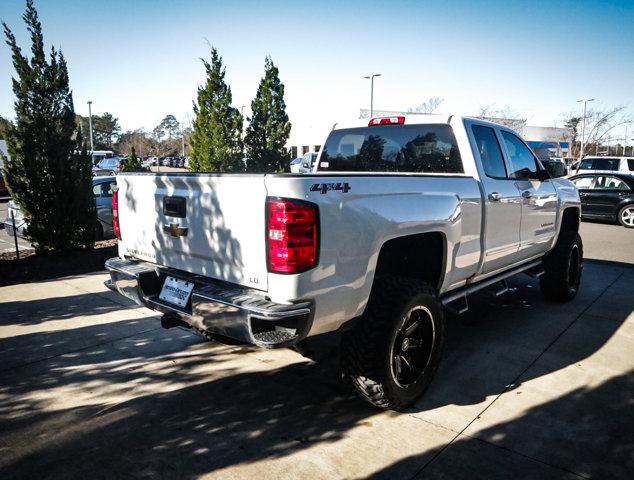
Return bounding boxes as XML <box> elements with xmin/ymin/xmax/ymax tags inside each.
<box><xmin>0</xmin><ymin>222</ymin><xmax>632</xmax><ymax>479</ymax></box>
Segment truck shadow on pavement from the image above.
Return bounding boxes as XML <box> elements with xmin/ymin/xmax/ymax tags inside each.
<box><xmin>0</xmin><ymin>261</ymin><xmax>631</xmax><ymax>478</ymax></box>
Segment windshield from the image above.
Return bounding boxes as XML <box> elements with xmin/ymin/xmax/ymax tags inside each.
<box><xmin>319</xmin><ymin>124</ymin><xmax>463</xmax><ymax>173</ymax></box>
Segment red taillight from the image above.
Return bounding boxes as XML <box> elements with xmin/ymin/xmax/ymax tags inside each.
<box><xmin>368</xmin><ymin>116</ymin><xmax>405</xmax><ymax>126</ymax></box>
<box><xmin>267</xmin><ymin>198</ymin><xmax>318</xmax><ymax>273</ymax></box>
<box><xmin>117</xmin><ymin>161</ymin><xmax>123</xmax><ymax>170</ymax></box>
<box><xmin>112</xmin><ymin>190</ymin><xmax>121</xmax><ymax>239</ymax></box>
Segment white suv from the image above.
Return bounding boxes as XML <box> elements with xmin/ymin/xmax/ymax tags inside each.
<box><xmin>574</xmin><ymin>156</ymin><xmax>634</xmax><ymax>175</ymax></box>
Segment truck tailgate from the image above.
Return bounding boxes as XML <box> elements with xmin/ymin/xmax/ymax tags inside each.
<box><xmin>116</xmin><ymin>173</ymin><xmax>268</xmax><ymax>291</ymax></box>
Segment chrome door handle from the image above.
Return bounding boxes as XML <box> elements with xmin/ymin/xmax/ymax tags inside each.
<box><xmin>521</xmin><ymin>190</ymin><xmax>532</xmax><ymax>199</ymax></box>
<box><xmin>488</xmin><ymin>192</ymin><xmax>501</xmax><ymax>202</ymax></box>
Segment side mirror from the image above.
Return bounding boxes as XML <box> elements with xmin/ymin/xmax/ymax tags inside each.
<box><xmin>543</xmin><ymin>161</ymin><xmax>566</xmax><ymax>178</ymax></box>
<box><xmin>529</xmin><ymin>169</ymin><xmax>551</xmax><ymax>181</ymax></box>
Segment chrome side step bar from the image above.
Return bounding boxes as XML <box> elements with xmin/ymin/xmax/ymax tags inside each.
<box><xmin>441</xmin><ymin>259</ymin><xmax>543</xmax><ymax>313</ymax></box>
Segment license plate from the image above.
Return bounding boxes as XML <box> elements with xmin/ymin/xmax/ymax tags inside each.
<box><xmin>159</xmin><ymin>276</ymin><xmax>194</xmax><ymax>308</ymax></box>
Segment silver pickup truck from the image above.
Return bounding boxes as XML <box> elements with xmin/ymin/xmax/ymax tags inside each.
<box><xmin>106</xmin><ymin>115</ymin><xmax>582</xmax><ymax>410</ymax></box>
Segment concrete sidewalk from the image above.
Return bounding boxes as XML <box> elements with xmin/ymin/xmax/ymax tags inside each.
<box><xmin>0</xmin><ymin>260</ymin><xmax>632</xmax><ymax>479</ymax></box>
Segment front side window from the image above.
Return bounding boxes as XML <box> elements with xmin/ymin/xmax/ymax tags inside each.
<box><xmin>320</xmin><ymin>124</ymin><xmax>463</xmax><ymax>173</ymax></box>
<box><xmin>571</xmin><ymin>176</ymin><xmax>594</xmax><ymax>189</ymax></box>
<box><xmin>500</xmin><ymin>131</ymin><xmax>539</xmax><ymax>178</ymax></box>
<box><xmin>472</xmin><ymin>125</ymin><xmax>507</xmax><ymax>178</ymax></box>
<box><xmin>580</xmin><ymin>158</ymin><xmax>594</xmax><ymax>169</ymax></box>
<box><xmin>594</xmin><ymin>176</ymin><xmax>629</xmax><ymax>190</ymax></box>
<box><xmin>628</xmin><ymin>159</ymin><xmax>634</xmax><ymax>171</ymax></box>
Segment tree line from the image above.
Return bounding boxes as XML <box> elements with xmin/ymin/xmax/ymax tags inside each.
<box><xmin>85</xmin><ymin>49</ymin><xmax>292</xmax><ymax>174</ymax></box>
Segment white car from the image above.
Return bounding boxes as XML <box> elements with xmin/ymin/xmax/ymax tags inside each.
<box><xmin>106</xmin><ymin>114</ymin><xmax>581</xmax><ymax>410</ymax></box>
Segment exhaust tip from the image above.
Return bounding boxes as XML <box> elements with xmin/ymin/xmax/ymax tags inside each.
<box><xmin>160</xmin><ymin>314</ymin><xmax>189</xmax><ymax>330</ymax></box>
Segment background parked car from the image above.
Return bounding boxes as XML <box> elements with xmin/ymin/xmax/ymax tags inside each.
<box><xmin>289</xmin><ymin>157</ymin><xmax>302</xmax><ymax>173</ymax></box>
<box><xmin>298</xmin><ymin>152</ymin><xmax>318</xmax><ymax>173</ymax></box>
<box><xmin>92</xmin><ymin>157</ymin><xmax>123</xmax><ymax>176</ymax></box>
<box><xmin>4</xmin><ymin>176</ymin><xmax>118</xmax><ymax>239</ymax></box>
<box><xmin>573</xmin><ymin>156</ymin><xmax>634</xmax><ymax>175</ymax></box>
<box><xmin>0</xmin><ymin>173</ymin><xmax>8</xmax><ymax>197</ymax></box>
<box><xmin>569</xmin><ymin>172</ymin><xmax>634</xmax><ymax>228</ymax></box>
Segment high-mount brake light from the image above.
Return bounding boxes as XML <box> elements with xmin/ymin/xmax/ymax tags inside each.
<box><xmin>368</xmin><ymin>116</ymin><xmax>405</xmax><ymax>126</ymax></box>
<box><xmin>112</xmin><ymin>190</ymin><xmax>121</xmax><ymax>239</ymax></box>
<box><xmin>267</xmin><ymin>198</ymin><xmax>319</xmax><ymax>273</ymax></box>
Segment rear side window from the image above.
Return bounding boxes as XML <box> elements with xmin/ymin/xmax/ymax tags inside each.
<box><xmin>628</xmin><ymin>159</ymin><xmax>634</xmax><ymax>171</ymax></box>
<box><xmin>93</xmin><ymin>181</ymin><xmax>115</xmax><ymax>197</ymax></box>
<box><xmin>594</xmin><ymin>176</ymin><xmax>629</xmax><ymax>190</ymax></box>
<box><xmin>500</xmin><ymin>131</ymin><xmax>539</xmax><ymax>178</ymax></box>
<box><xmin>593</xmin><ymin>158</ymin><xmax>620</xmax><ymax>170</ymax></box>
<box><xmin>471</xmin><ymin>125</ymin><xmax>507</xmax><ymax>178</ymax></box>
<box><xmin>319</xmin><ymin>124</ymin><xmax>463</xmax><ymax>173</ymax></box>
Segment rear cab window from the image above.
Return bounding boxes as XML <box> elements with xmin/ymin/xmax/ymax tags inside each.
<box><xmin>318</xmin><ymin>124</ymin><xmax>463</xmax><ymax>173</ymax></box>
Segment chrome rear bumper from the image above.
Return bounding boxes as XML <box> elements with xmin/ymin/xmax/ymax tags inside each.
<box><xmin>105</xmin><ymin>257</ymin><xmax>312</xmax><ymax>348</ymax></box>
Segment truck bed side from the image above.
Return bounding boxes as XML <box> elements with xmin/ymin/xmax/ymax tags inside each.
<box><xmin>264</xmin><ymin>174</ymin><xmax>483</xmax><ymax>335</ymax></box>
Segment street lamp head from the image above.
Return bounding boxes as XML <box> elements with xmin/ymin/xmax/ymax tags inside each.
<box><xmin>363</xmin><ymin>76</ymin><xmax>371</xmax><ymax>79</ymax></box>
<box><xmin>373</xmin><ymin>73</ymin><xmax>382</xmax><ymax>78</ymax></box>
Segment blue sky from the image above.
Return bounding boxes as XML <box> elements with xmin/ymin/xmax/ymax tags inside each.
<box><xmin>1</xmin><ymin>0</ymin><xmax>633</xmax><ymax>145</ymax></box>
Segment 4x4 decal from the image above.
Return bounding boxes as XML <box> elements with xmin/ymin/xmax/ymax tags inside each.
<box><xmin>310</xmin><ymin>182</ymin><xmax>351</xmax><ymax>194</ymax></box>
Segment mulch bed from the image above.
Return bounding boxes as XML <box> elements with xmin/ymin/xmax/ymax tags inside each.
<box><xmin>0</xmin><ymin>239</ymin><xmax>118</xmax><ymax>287</ymax></box>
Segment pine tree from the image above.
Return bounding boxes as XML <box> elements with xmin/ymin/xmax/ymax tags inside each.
<box><xmin>121</xmin><ymin>146</ymin><xmax>147</xmax><ymax>172</ymax></box>
<box><xmin>245</xmin><ymin>56</ymin><xmax>292</xmax><ymax>173</ymax></box>
<box><xmin>190</xmin><ymin>47</ymin><xmax>244</xmax><ymax>172</ymax></box>
<box><xmin>1</xmin><ymin>0</ymin><xmax>95</xmax><ymax>252</ymax></box>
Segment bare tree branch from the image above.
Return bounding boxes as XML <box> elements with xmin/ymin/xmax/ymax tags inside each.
<box><xmin>408</xmin><ymin>97</ymin><xmax>444</xmax><ymax>114</ymax></box>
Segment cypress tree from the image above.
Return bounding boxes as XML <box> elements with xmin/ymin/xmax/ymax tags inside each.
<box><xmin>121</xmin><ymin>146</ymin><xmax>147</xmax><ymax>172</ymax></box>
<box><xmin>190</xmin><ymin>47</ymin><xmax>244</xmax><ymax>172</ymax></box>
<box><xmin>1</xmin><ymin>0</ymin><xmax>95</xmax><ymax>252</ymax></box>
<box><xmin>245</xmin><ymin>57</ymin><xmax>292</xmax><ymax>173</ymax></box>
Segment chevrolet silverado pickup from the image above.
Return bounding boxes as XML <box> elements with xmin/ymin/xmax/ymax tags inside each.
<box><xmin>105</xmin><ymin>115</ymin><xmax>582</xmax><ymax>410</ymax></box>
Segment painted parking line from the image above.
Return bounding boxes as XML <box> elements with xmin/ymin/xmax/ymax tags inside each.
<box><xmin>0</xmin><ymin>233</ymin><xmax>31</xmax><ymax>252</ymax></box>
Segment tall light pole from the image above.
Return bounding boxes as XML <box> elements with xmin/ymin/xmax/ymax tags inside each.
<box><xmin>239</xmin><ymin>105</ymin><xmax>246</xmax><ymax>139</ymax></box>
<box><xmin>363</xmin><ymin>73</ymin><xmax>381</xmax><ymax>117</ymax></box>
<box><xmin>87</xmin><ymin>101</ymin><xmax>94</xmax><ymax>153</ymax></box>
<box><xmin>577</xmin><ymin>98</ymin><xmax>594</xmax><ymax>165</ymax></box>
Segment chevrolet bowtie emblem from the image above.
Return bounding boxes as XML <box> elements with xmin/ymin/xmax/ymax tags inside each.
<box><xmin>163</xmin><ymin>223</ymin><xmax>188</xmax><ymax>237</ymax></box>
